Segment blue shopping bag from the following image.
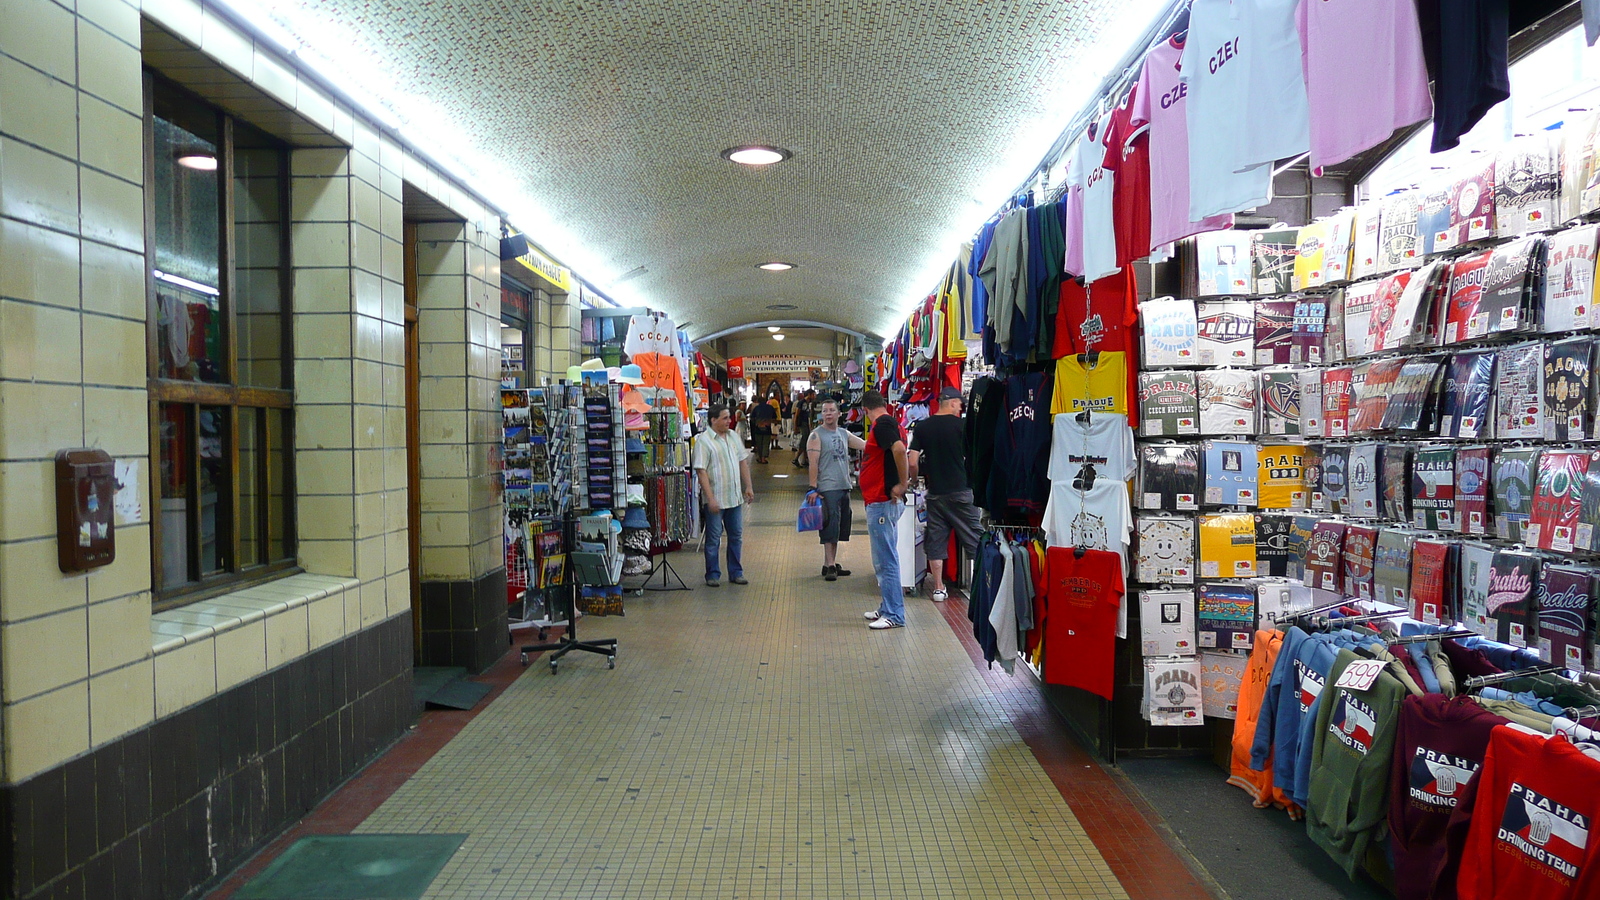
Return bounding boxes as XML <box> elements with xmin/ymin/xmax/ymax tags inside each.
<box><xmin>797</xmin><ymin>490</ymin><xmax>824</xmax><ymax>532</ymax></box>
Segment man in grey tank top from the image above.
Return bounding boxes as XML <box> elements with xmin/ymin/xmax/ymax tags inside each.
<box><xmin>807</xmin><ymin>398</ymin><xmax>866</xmax><ymax>580</ymax></box>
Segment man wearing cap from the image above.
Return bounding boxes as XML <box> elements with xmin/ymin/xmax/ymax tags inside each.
<box><xmin>692</xmin><ymin>402</ymin><xmax>755</xmax><ymax>587</ymax></box>
<box><xmin>807</xmin><ymin>397</ymin><xmax>866</xmax><ymax>581</ymax></box>
<box><xmin>908</xmin><ymin>386</ymin><xmax>982</xmax><ymax>602</ymax></box>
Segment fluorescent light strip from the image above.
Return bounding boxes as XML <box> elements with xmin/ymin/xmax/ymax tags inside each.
<box><xmin>153</xmin><ymin>270</ymin><xmax>220</xmax><ymax>297</ymax></box>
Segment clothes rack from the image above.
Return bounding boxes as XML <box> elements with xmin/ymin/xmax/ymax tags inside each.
<box><xmin>1464</xmin><ymin>664</ymin><xmax>1569</xmax><ymax>689</ymax></box>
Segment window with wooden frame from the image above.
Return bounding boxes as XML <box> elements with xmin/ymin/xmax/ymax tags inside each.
<box><xmin>144</xmin><ymin>72</ymin><xmax>297</xmax><ymax>606</ymax></box>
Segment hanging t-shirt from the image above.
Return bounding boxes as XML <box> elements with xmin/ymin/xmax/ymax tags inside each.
<box><xmin>1182</xmin><ymin>0</ymin><xmax>1306</xmax><ymax>219</ymax></box>
<box><xmin>1306</xmin><ymin>519</ymin><xmax>1347</xmax><ymax>593</ymax></box>
<box><xmin>1058</xmin><ymin>268</ymin><xmax>1139</xmax><ymax>357</ymax></box>
<box><xmin>1341</xmin><ymin>524</ymin><xmax>1378</xmax><ymax>602</ymax></box>
<box><xmin>1495</xmin><ymin>342</ymin><xmax>1544</xmax><ymax>440</ymax></box>
<box><xmin>1140</xmin><ymin>588</ymin><xmax>1198</xmax><ymax>655</ymax></box>
<box><xmin>1538</xmin><ymin>566</ymin><xmax>1595</xmax><ymax>670</ymax></box>
<box><xmin>1079</xmin><ymin>116</ymin><xmax>1119</xmax><ymax>284</ymax></box>
<box><xmin>1140</xmin><ymin>33</ymin><xmax>1235</xmax><ymax>248</ymax></box>
<box><xmin>1301</xmin><ymin>0</ymin><xmax>1430</xmax><ymax>167</ymax></box>
<box><xmin>1543</xmin><ymin>337</ymin><xmax>1593</xmax><ymax>443</ymax></box>
<box><xmin>1439</xmin><ymin>349</ymin><xmax>1495</xmax><ymax>439</ymax></box>
<box><xmin>1496</xmin><ymin>133</ymin><xmax>1563</xmax><ymax>238</ymax></box>
<box><xmin>1047</xmin><ymin>412</ymin><xmax>1135</xmax><ymax>485</ymax></box>
<box><xmin>1529</xmin><ymin>449</ymin><xmax>1587</xmax><ymax>554</ymax></box>
<box><xmin>1050</xmin><ymin>351</ymin><xmax>1129</xmax><ymax>419</ymax></box>
<box><xmin>1043</xmin><ymin>547</ymin><xmax>1124</xmax><ymax>700</ymax></box>
<box><xmin>992</xmin><ymin>371</ymin><xmax>1054</xmax><ymax>514</ymax></box>
<box><xmin>1258</xmin><ymin>370</ymin><xmax>1301</xmax><ymax>437</ymax></box>
<box><xmin>1416</xmin><ymin>0</ymin><xmax>1510</xmax><ymax>153</ymax></box>
<box><xmin>1102</xmin><ymin>86</ymin><xmax>1152</xmax><ymax>267</ymax></box>
<box><xmin>1040</xmin><ymin>479</ymin><xmax>1133</xmax><ymax>564</ymax></box>
<box><xmin>1292</xmin><ymin>295</ymin><xmax>1329</xmax><ymax>365</ymax></box>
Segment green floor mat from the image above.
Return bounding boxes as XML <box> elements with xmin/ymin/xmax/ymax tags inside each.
<box><xmin>425</xmin><ymin>679</ymin><xmax>492</xmax><ymax>711</ymax></box>
<box><xmin>235</xmin><ymin>833</ymin><xmax>467</xmax><ymax>900</ymax></box>
<box><xmin>411</xmin><ymin>667</ymin><xmax>467</xmax><ymax>707</ymax></box>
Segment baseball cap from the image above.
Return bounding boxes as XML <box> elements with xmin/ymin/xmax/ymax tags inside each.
<box><xmin>939</xmin><ymin>386</ymin><xmax>963</xmax><ymax>401</ymax></box>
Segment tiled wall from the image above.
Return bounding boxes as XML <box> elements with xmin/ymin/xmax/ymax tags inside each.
<box><xmin>0</xmin><ymin>0</ymin><xmax>509</xmax><ymax>895</ymax></box>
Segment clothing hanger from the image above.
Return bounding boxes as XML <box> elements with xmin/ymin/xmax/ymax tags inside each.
<box><xmin>1077</xmin><ymin>349</ymin><xmax>1101</xmax><ymax>367</ymax></box>
<box><xmin>1074</xmin><ymin>544</ymin><xmax>1088</xmax><ymax>559</ymax></box>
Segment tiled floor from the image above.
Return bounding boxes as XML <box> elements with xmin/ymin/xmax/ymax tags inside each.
<box><xmin>210</xmin><ymin>465</ymin><xmax>1217</xmax><ymax>900</ymax></box>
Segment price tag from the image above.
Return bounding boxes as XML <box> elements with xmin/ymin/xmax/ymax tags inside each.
<box><xmin>1578</xmin><ymin>523</ymin><xmax>1595</xmax><ymax>550</ymax></box>
<box><xmin>1258</xmin><ymin>350</ymin><xmax>1275</xmax><ymax>365</ymax></box>
<box><xmin>1199</xmin><ymin>630</ymin><xmax>1217</xmax><ymax>647</ymax></box>
<box><xmin>1206</xmin><ymin>487</ymin><xmax>1223</xmax><ymax>504</ymax></box>
<box><xmin>1523</xmin><ymin>523</ymin><xmax>1541</xmax><ymax>546</ymax></box>
<box><xmin>1144</xmin><ymin>493</ymin><xmax>1163</xmax><ymax>509</ymax></box>
<box><xmin>1145</xmin><ymin>420</ymin><xmax>1164</xmax><ymax>436</ymax></box>
<box><xmin>1202</xmin><ymin>561</ymin><xmax>1220</xmax><ymax>577</ymax></box>
<box><xmin>1334</xmin><ymin>659</ymin><xmax>1387</xmax><ymax>692</ymax></box>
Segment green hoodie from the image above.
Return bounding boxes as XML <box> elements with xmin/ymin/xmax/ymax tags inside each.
<box><xmin>1306</xmin><ymin>649</ymin><xmax>1407</xmax><ymax>880</ymax></box>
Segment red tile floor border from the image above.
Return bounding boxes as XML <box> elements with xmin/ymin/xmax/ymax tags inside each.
<box><xmin>934</xmin><ymin>594</ymin><xmax>1222</xmax><ymax>900</ymax></box>
<box><xmin>201</xmin><ymin>633</ymin><xmax>542</xmax><ymax>900</ymax></box>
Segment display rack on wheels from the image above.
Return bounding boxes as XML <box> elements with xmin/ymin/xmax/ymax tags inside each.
<box><xmin>520</xmin><ymin>510</ymin><xmax>619</xmax><ymax>673</ymax></box>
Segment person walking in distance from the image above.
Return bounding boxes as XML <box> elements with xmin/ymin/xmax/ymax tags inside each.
<box><xmin>791</xmin><ymin>391</ymin><xmax>816</xmax><ymax>468</ymax></box>
<box><xmin>807</xmin><ymin>397</ymin><xmax>866</xmax><ymax>580</ymax></box>
<box><xmin>908</xmin><ymin>386</ymin><xmax>983</xmax><ymax>602</ymax></box>
<box><xmin>749</xmin><ymin>394</ymin><xmax>777</xmax><ymax>463</ymax></box>
<box><xmin>692</xmin><ymin>403</ymin><xmax>754</xmax><ymax>587</ymax></box>
<box><xmin>859</xmin><ymin>391</ymin><xmax>910</xmax><ymax>630</ymax></box>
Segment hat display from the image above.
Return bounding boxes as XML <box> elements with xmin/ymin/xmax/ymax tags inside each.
<box><xmin>580</xmin><ymin>358</ymin><xmax>606</xmax><ymax>371</ymax></box>
<box><xmin>621</xmin><ymin>505</ymin><xmax>650</xmax><ymax>530</ymax></box>
<box><xmin>617</xmin><ymin>364</ymin><xmax>646</xmax><ymax>385</ymax></box>
<box><xmin>566</xmin><ymin>365</ymin><xmax>583</xmax><ymax>383</ymax></box>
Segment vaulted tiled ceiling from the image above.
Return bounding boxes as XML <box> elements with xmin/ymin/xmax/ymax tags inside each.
<box><xmin>249</xmin><ymin>0</ymin><xmax>1145</xmax><ymax>339</ymax></box>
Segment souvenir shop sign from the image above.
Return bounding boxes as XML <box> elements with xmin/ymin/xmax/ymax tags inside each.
<box><xmin>727</xmin><ymin>357</ymin><xmax>829</xmax><ymax>377</ymax></box>
<box><xmin>506</xmin><ymin>232</ymin><xmax>574</xmax><ymax>293</ymax></box>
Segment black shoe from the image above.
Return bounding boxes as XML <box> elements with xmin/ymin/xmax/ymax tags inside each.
<box><xmin>824</xmin><ymin>565</ymin><xmax>837</xmax><ymax>582</ymax></box>
<box><xmin>835</xmin><ymin>566</ymin><xmax>851</xmax><ymax>577</ymax></box>
<box><xmin>729</xmin><ymin>575</ymin><xmax>748</xmax><ymax>585</ymax></box>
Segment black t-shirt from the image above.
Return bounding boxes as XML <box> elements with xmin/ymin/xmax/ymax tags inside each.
<box><xmin>795</xmin><ymin>401</ymin><xmax>813</xmax><ymax>429</ymax></box>
<box><xmin>750</xmin><ymin>402</ymin><xmax>776</xmax><ymax>433</ymax></box>
<box><xmin>910</xmin><ymin>414</ymin><xmax>968</xmax><ymax>496</ymax></box>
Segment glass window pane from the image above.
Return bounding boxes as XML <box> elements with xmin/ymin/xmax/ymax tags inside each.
<box><xmin>237</xmin><ymin>409</ymin><xmax>260</xmax><ymax>568</ymax></box>
<box><xmin>151</xmin><ymin>86</ymin><xmax>224</xmax><ymax>383</ymax></box>
<box><xmin>266</xmin><ymin>407</ymin><xmax>289</xmax><ymax>562</ymax></box>
<box><xmin>199</xmin><ymin>406</ymin><xmax>229</xmax><ymax>574</ymax></box>
<box><xmin>158</xmin><ymin>404</ymin><xmax>193</xmax><ymax>588</ymax></box>
<box><xmin>235</xmin><ymin>131</ymin><xmax>287</xmax><ymax>389</ymax></box>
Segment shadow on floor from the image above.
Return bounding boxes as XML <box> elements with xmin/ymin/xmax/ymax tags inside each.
<box><xmin>1117</xmin><ymin>756</ymin><xmax>1390</xmax><ymax>900</ymax></box>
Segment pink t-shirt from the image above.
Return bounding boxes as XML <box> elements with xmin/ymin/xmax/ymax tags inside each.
<box><xmin>1140</xmin><ymin>35</ymin><xmax>1232</xmax><ymax>250</ymax></box>
<box><xmin>1298</xmin><ymin>0</ymin><xmax>1432</xmax><ymax>169</ymax></box>
<box><xmin>1063</xmin><ymin>146</ymin><xmax>1085</xmax><ymax>277</ymax></box>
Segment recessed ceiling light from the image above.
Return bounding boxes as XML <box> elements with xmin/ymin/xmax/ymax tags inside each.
<box><xmin>767</xmin><ymin>326</ymin><xmax>782</xmax><ymax>333</ymax></box>
<box><xmin>758</xmin><ymin>262</ymin><xmax>795</xmax><ymax>271</ymax></box>
<box><xmin>772</xmin><ymin>333</ymin><xmax>786</xmax><ymax>341</ymax></box>
<box><xmin>176</xmin><ymin>153</ymin><xmax>218</xmax><ymax>171</ymax></box>
<box><xmin>765</xmin><ymin>303</ymin><xmax>798</xmax><ymax>311</ymax></box>
<box><xmin>722</xmin><ymin>145</ymin><xmax>792</xmax><ymax>166</ymax></box>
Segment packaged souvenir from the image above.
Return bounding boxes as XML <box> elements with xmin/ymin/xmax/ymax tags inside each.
<box><xmin>1140</xmin><ymin>588</ymin><xmax>1198</xmax><ymax>655</ymax></box>
<box><xmin>1410</xmin><ymin>447</ymin><xmax>1456</xmax><ymax>531</ymax></box>
<box><xmin>1136</xmin><ymin>516</ymin><xmax>1197</xmax><ymax>585</ymax></box>
<box><xmin>1198</xmin><ymin>369</ymin><xmax>1256</xmax><ymax>434</ymax></box>
<box><xmin>1137</xmin><ymin>371</ymin><xmax>1200</xmax><ymax>437</ymax></box>
<box><xmin>1254</xmin><ymin>299</ymin><xmax>1297</xmax><ymax>365</ymax></box>
<box><xmin>1140</xmin><ymin>297</ymin><xmax>1199</xmax><ymax>366</ymax></box>
<box><xmin>1202</xmin><ymin>440</ymin><xmax>1259</xmax><ymax>507</ymax></box>
<box><xmin>1198</xmin><ymin>583</ymin><xmax>1258</xmax><ymax>650</ymax></box>
<box><xmin>1198</xmin><ymin>513</ymin><xmax>1258</xmax><ymax>579</ymax></box>
<box><xmin>1196</xmin><ymin>299</ymin><xmax>1256</xmax><ymax>365</ymax></box>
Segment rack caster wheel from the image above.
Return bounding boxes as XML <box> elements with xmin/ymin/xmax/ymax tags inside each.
<box><xmin>549</xmin><ymin>660</ymin><xmax>559</xmax><ymax>674</ymax></box>
<box><xmin>520</xmin><ymin>653</ymin><xmax>528</xmax><ymax>667</ymax></box>
<box><xmin>608</xmin><ymin>656</ymin><xmax>616</xmax><ymax>669</ymax></box>
<box><xmin>538</xmin><ymin>628</ymin><xmax>547</xmax><ymax>640</ymax></box>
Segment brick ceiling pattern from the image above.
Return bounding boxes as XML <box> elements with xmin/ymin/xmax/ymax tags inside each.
<box><xmin>259</xmin><ymin>0</ymin><xmax>1127</xmax><ymax>338</ymax></box>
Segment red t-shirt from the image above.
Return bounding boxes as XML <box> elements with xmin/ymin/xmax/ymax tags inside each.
<box><xmin>1456</xmin><ymin>725</ymin><xmax>1600</xmax><ymax>900</ymax></box>
<box><xmin>1053</xmin><ymin>268</ymin><xmax>1139</xmax><ymax>358</ymax></box>
<box><xmin>1043</xmin><ymin>547</ymin><xmax>1124</xmax><ymax>700</ymax></box>
<box><xmin>860</xmin><ymin>414</ymin><xmax>905</xmax><ymax>504</ymax></box>
<box><xmin>1102</xmin><ymin>88</ymin><xmax>1152</xmax><ymax>268</ymax></box>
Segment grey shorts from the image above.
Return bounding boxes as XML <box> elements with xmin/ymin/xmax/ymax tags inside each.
<box><xmin>924</xmin><ymin>490</ymin><xmax>981</xmax><ymax>560</ymax></box>
<box><xmin>819</xmin><ymin>489</ymin><xmax>852</xmax><ymax>543</ymax></box>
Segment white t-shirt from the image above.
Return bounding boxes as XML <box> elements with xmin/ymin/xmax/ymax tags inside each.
<box><xmin>1182</xmin><ymin>0</ymin><xmax>1306</xmax><ymax>219</ymax></box>
<box><xmin>1042</xmin><ymin>480</ymin><xmax>1133</xmax><ymax>637</ymax></box>
<box><xmin>691</xmin><ymin>429</ymin><xmax>749</xmax><ymax>509</ymax></box>
<box><xmin>623</xmin><ymin>313</ymin><xmax>681</xmax><ymax>358</ymax></box>
<box><xmin>1047</xmin><ymin>413</ymin><xmax>1136</xmax><ymax>484</ymax></box>
<box><xmin>1080</xmin><ymin>115</ymin><xmax>1120</xmax><ymax>283</ymax></box>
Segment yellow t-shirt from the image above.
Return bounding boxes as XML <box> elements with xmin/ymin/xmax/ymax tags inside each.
<box><xmin>1256</xmin><ymin>445</ymin><xmax>1307</xmax><ymax>510</ymax></box>
<box><xmin>1051</xmin><ymin>351</ymin><xmax>1129</xmax><ymax>417</ymax></box>
<box><xmin>1198</xmin><ymin>513</ymin><xmax>1257</xmax><ymax>579</ymax></box>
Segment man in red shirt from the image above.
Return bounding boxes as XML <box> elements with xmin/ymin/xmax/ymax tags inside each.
<box><xmin>858</xmin><ymin>391</ymin><xmax>910</xmax><ymax>630</ymax></box>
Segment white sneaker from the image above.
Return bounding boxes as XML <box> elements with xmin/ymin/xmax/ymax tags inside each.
<box><xmin>863</xmin><ymin>610</ymin><xmax>882</xmax><ymax>620</ymax></box>
<box><xmin>931</xmin><ymin>589</ymin><xmax>948</xmax><ymax>602</ymax></box>
<box><xmin>868</xmin><ymin>617</ymin><xmax>904</xmax><ymax>630</ymax></box>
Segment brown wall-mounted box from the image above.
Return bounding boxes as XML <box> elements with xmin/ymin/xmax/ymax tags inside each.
<box><xmin>55</xmin><ymin>448</ymin><xmax>116</xmax><ymax>572</ymax></box>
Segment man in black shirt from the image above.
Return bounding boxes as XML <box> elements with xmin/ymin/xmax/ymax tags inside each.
<box><xmin>908</xmin><ymin>386</ymin><xmax>981</xmax><ymax>602</ymax></box>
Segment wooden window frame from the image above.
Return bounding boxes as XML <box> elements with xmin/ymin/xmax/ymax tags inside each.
<box><xmin>143</xmin><ymin>71</ymin><xmax>299</xmax><ymax>609</ymax></box>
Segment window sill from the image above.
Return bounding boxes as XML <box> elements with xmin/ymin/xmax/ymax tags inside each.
<box><xmin>150</xmin><ymin>572</ymin><xmax>359</xmax><ymax>654</ymax></box>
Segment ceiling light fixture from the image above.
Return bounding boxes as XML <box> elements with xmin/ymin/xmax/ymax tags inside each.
<box><xmin>767</xmin><ymin>326</ymin><xmax>782</xmax><ymax>333</ymax></box>
<box><xmin>722</xmin><ymin>145</ymin><xmax>792</xmax><ymax>166</ymax></box>
<box><xmin>176</xmin><ymin>153</ymin><xmax>218</xmax><ymax>171</ymax></box>
<box><xmin>765</xmin><ymin>303</ymin><xmax>798</xmax><ymax>311</ymax></box>
<box><xmin>772</xmin><ymin>333</ymin><xmax>786</xmax><ymax>341</ymax></box>
<box><xmin>758</xmin><ymin>262</ymin><xmax>795</xmax><ymax>271</ymax></box>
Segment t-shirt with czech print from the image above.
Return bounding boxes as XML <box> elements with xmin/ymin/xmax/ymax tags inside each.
<box><xmin>861</xmin><ymin>416</ymin><xmax>906</xmax><ymax>504</ymax></box>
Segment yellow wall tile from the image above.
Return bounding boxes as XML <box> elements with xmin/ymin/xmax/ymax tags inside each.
<box><xmin>81</xmin><ymin>313</ymin><xmax>144</xmax><ymax>387</ymax></box>
<box><xmin>0</xmin><ymin>137</ymin><xmax>80</xmax><ymax>234</ymax></box>
<box><xmin>4</xmin><ymin>680</ymin><xmax>89</xmax><ymax>781</ymax></box>
<box><xmin>352</xmin><ymin>490</ymin><xmax>384</xmax><ymax>539</ymax></box>
<box><xmin>299</xmin><ymin>537</ymin><xmax>356</xmax><ymax>578</ymax></box>
<box><xmin>78</xmin><ymin>0</ymin><xmax>141</xmax><ymax>48</ymax></box>
<box><xmin>213</xmin><ymin>620</ymin><xmax>266</xmax><ymax>692</ymax></box>
<box><xmin>469</xmin><ymin>537</ymin><xmax>501</xmax><ymax>577</ymax></box>
<box><xmin>381</xmin><ymin>277</ymin><xmax>404</xmax><ymax>324</ymax></box>
<box><xmin>421</xmin><ymin>511</ymin><xmax>469</xmax><ymax>548</ymax></box>
<box><xmin>88</xmin><ymin>658</ymin><xmax>153</xmax><ymax>745</ymax></box>
<box><xmin>290</xmin><ymin>221</ymin><xmax>351</xmax><ymax>268</ymax></box>
<box><xmin>297</xmin><ymin>404</ymin><xmax>354</xmax><ymax>450</ymax></box>
<box><xmin>0</xmin><ymin>56</ymin><xmax>77</xmax><ymax>157</ymax></box>
<box><xmin>296</xmin><ymin>448</ymin><xmax>354</xmax><ymax>495</ymax></box>
<box><xmin>290</xmin><ymin>147</ymin><xmax>349</xmax><ymax>179</ymax></box>
<box><xmin>82</xmin><ymin>386</ymin><xmax>146</xmax><ymax>457</ymax></box>
<box><xmin>421</xmin><ymin>476</ymin><xmax>468</xmax><ymax>513</ymax></box>
<box><xmin>352</xmin><ymin>359</ymin><xmax>384</xmax><ymax>406</ymax></box>
<box><xmin>306</xmin><ymin>591</ymin><xmax>345</xmax><ymax>649</ymax></box>
<box><xmin>0</xmin><ymin>459</ymin><xmax>54</xmax><ymax>542</ymax></box>
<box><xmin>294</xmin><ymin>358</ymin><xmax>353</xmax><ymax>404</ymax></box>
<box><xmin>153</xmin><ymin>638</ymin><xmax>214</xmax><ymax>717</ymax></box>
<box><xmin>293</xmin><ymin>266</ymin><xmax>353</xmax><ymax>315</ymax></box>
<box><xmin>87</xmin><ymin>592</ymin><xmax>151</xmax><ymax>675</ymax></box>
<box><xmin>79</xmin><ymin>166</ymin><xmax>143</xmax><ymax>252</ymax></box>
<box><xmin>198</xmin><ymin>7</ymin><xmax>252</xmax><ymax>79</ymax></box>
<box><xmin>87</xmin><ymin>522</ymin><xmax>149</xmax><ymax>603</ymax></box>
<box><xmin>2</xmin><ymin>608</ymin><xmax>87</xmax><ymax>701</ymax></box>
<box><xmin>352</xmin><ymin>268</ymin><xmax>382</xmax><ymax>318</ymax></box>
<box><xmin>290</xmin><ymin>172</ymin><xmax>350</xmax><ymax>223</ymax></box>
<box><xmin>384</xmin><ymin>531</ymin><xmax>407</xmax><ymax>575</ymax></box>
<box><xmin>421</xmin><ymin>544</ymin><xmax>470</xmax><ymax>581</ymax></box>
<box><xmin>80</xmin><ymin>239</ymin><xmax>143</xmax><ymax>319</ymax></box>
<box><xmin>351</xmin><ymin>223</ymin><xmax>382</xmax><ymax>277</ymax></box>
<box><xmin>77</xmin><ymin>21</ymin><xmax>142</xmax><ymax>115</ymax></box>
<box><xmin>295</xmin><ymin>310</ymin><xmax>353</xmax><ymax>359</ymax></box>
<box><xmin>356</xmin><ymin>535</ymin><xmax>385</xmax><ymax>581</ymax></box>
<box><xmin>0</xmin><ymin>538</ymin><xmax>85</xmax><ymax>622</ymax></box>
<box><xmin>77</xmin><ymin>94</ymin><xmax>142</xmax><ymax>184</ymax></box>
<box><xmin>353</xmin><ymin>313</ymin><xmax>383</xmax><ymax>362</ymax></box>
<box><xmin>0</xmin><ymin>299</ymin><xmax>81</xmax><ymax>383</ymax></box>
<box><xmin>265</xmin><ymin>605</ymin><xmax>309</xmax><ymax>668</ymax></box>
<box><xmin>0</xmin><ymin>381</ymin><xmax>83</xmax><ymax>460</ymax></box>
<box><xmin>385</xmin><ymin>572</ymin><xmax>410</xmax><ymax>618</ymax></box>
<box><xmin>296</xmin><ymin>494</ymin><xmax>354</xmax><ymax>543</ymax></box>
<box><xmin>250</xmin><ymin>48</ymin><xmax>296</xmax><ymax>107</ymax></box>
<box><xmin>0</xmin><ymin>0</ymin><xmax>76</xmax><ymax>83</ymax></box>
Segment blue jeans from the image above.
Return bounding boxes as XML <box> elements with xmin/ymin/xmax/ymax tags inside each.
<box><xmin>703</xmin><ymin>504</ymin><xmax>744</xmax><ymax>580</ymax></box>
<box><xmin>866</xmin><ymin>501</ymin><xmax>904</xmax><ymax>625</ymax></box>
